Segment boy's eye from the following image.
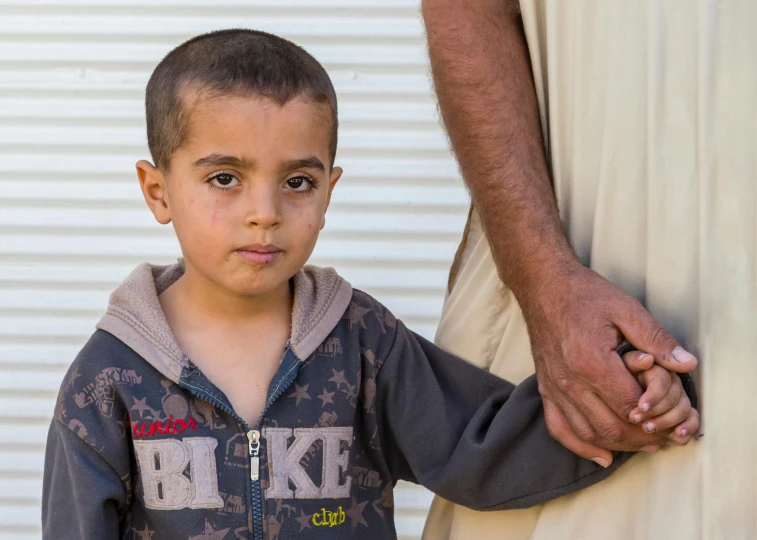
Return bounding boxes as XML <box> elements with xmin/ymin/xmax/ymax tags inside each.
<box><xmin>286</xmin><ymin>176</ymin><xmax>313</xmax><ymax>192</ymax></box>
<box><xmin>209</xmin><ymin>173</ymin><xmax>239</xmax><ymax>189</ymax></box>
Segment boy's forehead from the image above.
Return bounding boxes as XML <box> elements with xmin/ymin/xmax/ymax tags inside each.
<box><xmin>180</xmin><ymin>92</ymin><xmax>333</xmax><ymax>164</ymax></box>
<box><xmin>188</xmin><ymin>92</ymin><xmax>331</xmax><ymax>134</ymax></box>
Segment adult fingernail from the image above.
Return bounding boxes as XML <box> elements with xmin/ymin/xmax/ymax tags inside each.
<box><xmin>641</xmin><ymin>445</ymin><xmax>660</xmax><ymax>453</ymax></box>
<box><xmin>592</xmin><ymin>457</ymin><xmax>610</xmax><ymax>468</ymax></box>
<box><xmin>639</xmin><ymin>353</ymin><xmax>653</xmax><ymax>362</ymax></box>
<box><xmin>672</xmin><ymin>346</ymin><xmax>695</xmax><ymax>363</ymax></box>
<box><xmin>644</xmin><ymin>421</ymin><xmax>655</xmax><ymax>433</ymax></box>
<box><xmin>679</xmin><ymin>428</ymin><xmax>687</xmax><ymax>438</ymax></box>
<box><xmin>632</xmin><ymin>413</ymin><xmax>642</xmax><ymax>423</ymax></box>
<box><xmin>641</xmin><ymin>402</ymin><xmax>650</xmax><ymax>413</ymax></box>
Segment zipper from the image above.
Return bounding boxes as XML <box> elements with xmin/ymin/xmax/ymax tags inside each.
<box><xmin>247</xmin><ymin>430</ymin><xmax>260</xmax><ymax>481</ymax></box>
<box><xmin>181</xmin><ymin>349</ymin><xmax>301</xmax><ymax>540</ymax></box>
<box><xmin>247</xmin><ymin>354</ymin><xmax>301</xmax><ymax>540</ymax></box>
<box><xmin>182</xmin><ymin>388</ymin><xmax>263</xmax><ymax>538</ymax></box>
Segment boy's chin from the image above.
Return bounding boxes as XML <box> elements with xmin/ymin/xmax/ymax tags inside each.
<box><xmin>187</xmin><ymin>255</ymin><xmax>295</xmax><ymax>299</ymax></box>
<box><xmin>235</xmin><ymin>279</ymin><xmax>291</xmax><ymax>299</ymax></box>
<box><xmin>225</xmin><ymin>263</ymin><xmax>298</xmax><ymax>298</ymax></box>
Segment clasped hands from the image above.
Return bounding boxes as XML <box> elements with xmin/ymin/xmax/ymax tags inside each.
<box><xmin>522</xmin><ymin>265</ymin><xmax>699</xmax><ymax>467</ymax></box>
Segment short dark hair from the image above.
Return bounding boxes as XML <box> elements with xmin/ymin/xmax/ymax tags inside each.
<box><xmin>145</xmin><ymin>28</ymin><xmax>338</xmax><ymax>171</ymax></box>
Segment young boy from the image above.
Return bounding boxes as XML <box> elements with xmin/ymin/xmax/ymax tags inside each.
<box><xmin>42</xmin><ymin>29</ymin><xmax>698</xmax><ymax>540</ymax></box>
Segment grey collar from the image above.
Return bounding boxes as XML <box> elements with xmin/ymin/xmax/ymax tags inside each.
<box><xmin>96</xmin><ymin>259</ymin><xmax>353</xmax><ymax>383</ymax></box>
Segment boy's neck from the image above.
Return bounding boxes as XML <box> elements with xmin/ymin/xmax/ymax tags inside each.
<box><xmin>161</xmin><ymin>262</ymin><xmax>294</xmax><ymax>330</ymax></box>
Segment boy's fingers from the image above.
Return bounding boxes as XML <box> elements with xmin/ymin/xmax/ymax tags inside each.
<box><xmin>644</xmin><ymin>374</ymin><xmax>682</xmax><ymax>418</ymax></box>
<box><xmin>565</xmin><ymin>389</ymin><xmax>669</xmax><ymax>450</ymax></box>
<box><xmin>668</xmin><ymin>409</ymin><xmax>700</xmax><ymax>443</ymax></box>
<box><xmin>543</xmin><ymin>398</ymin><xmax>613</xmax><ymax>467</ymax></box>
<box><xmin>641</xmin><ymin>393</ymin><xmax>691</xmax><ymax>434</ymax></box>
<box><xmin>621</xmin><ymin>350</ymin><xmax>654</xmax><ymax>374</ymax></box>
<box><xmin>636</xmin><ymin>366</ymin><xmax>673</xmax><ymax>416</ymax></box>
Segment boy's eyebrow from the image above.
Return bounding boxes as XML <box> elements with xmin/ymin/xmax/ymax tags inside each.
<box><xmin>191</xmin><ymin>153</ymin><xmax>256</xmax><ymax>170</ymax></box>
<box><xmin>191</xmin><ymin>154</ymin><xmax>325</xmax><ymax>173</ymax></box>
<box><xmin>280</xmin><ymin>157</ymin><xmax>325</xmax><ymax>173</ymax></box>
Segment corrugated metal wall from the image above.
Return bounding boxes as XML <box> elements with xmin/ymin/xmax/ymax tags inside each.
<box><xmin>0</xmin><ymin>1</ymin><xmax>468</xmax><ymax>537</ymax></box>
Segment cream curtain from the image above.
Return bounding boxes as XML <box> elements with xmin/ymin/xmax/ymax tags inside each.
<box><xmin>424</xmin><ymin>1</ymin><xmax>757</xmax><ymax>538</ymax></box>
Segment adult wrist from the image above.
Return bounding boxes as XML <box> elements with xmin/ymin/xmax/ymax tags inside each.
<box><xmin>503</xmin><ymin>247</ymin><xmax>584</xmax><ymax>310</ymax></box>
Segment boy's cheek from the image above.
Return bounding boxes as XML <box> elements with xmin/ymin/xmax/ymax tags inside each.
<box><xmin>183</xmin><ymin>194</ymin><xmax>232</xmax><ymax>229</ymax></box>
<box><xmin>174</xmin><ymin>219</ymin><xmax>223</xmax><ymax>261</ymax></box>
<box><xmin>294</xmin><ymin>220</ymin><xmax>325</xmax><ymax>258</ymax></box>
<box><xmin>295</xmin><ymin>221</ymin><xmax>321</xmax><ymax>249</ymax></box>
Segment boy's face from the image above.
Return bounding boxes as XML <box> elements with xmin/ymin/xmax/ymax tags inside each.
<box><xmin>137</xmin><ymin>93</ymin><xmax>342</xmax><ymax>299</ymax></box>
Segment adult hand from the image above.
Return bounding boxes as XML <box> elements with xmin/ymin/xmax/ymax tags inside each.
<box><xmin>421</xmin><ymin>0</ymin><xmax>697</xmax><ymax>466</ymax></box>
<box><xmin>521</xmin><ymin>263</ymin><xmax>698</xmax><ymax>467</ymax></box>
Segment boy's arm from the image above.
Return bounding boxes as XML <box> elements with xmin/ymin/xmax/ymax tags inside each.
<box><xmin>374</xmin><ymin>321</ymin><xmax>632</xmax><ymax>511</ymax></box>
<box><xmin>42</xmin><ymin>419</ymin><xmax>126</xmax><ymax>538</ymax></box>
<box><xmin>42</xmin><ymin>334</ymin><xmax>133</xmax><ymax>539</ymax></box>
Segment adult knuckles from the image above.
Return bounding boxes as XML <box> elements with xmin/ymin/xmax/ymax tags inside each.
<box><xmin>544</xmin><ymin>416</ymin><xmax>565</xmax><ymax>441</ymax></box>
<box><xmin>554</xmin><ymin>374</ymin><xmax>575</xmax><ymax>391</ymax></box>
<box><xmin>536</xmin><ymin>378</ymin><xmax>553</xmax><ymax>399</ymax></box>
<box><xmin>546</xmin><ymin>413</ymin><xmax>595</xmax><ymax>447</ymax></box>
<box><xmin>543</xmin><ymin>402</ymin><xmax>569</xmax><ymax>441</ymax></box>
<box><xmin>614</xmin><ymin>293</ymin><xmax>646</xmax><ymax>315</ymax></box>
<box><xmin>572</xmin><ymin>424</ymin><xmax>597</xmax><ymax>445</ymax></box>
<box><xmin>535</xmin><ymin>369</ymin><xmax>559</xmax><ymax>395</ymax></box>
<box><xmin>540</xmin><ymin>360</ymin><xmax>577</xmax><ymax>392</ymax></box>
<box><xmin>594</xmin><ymin>421</ymin><xmax>628</xmax><ymax>444</ymax></box>
<box><xmin>614</xmin><ymin>395</ymin><xmax>640</xmax><ymax>420</ymax></box>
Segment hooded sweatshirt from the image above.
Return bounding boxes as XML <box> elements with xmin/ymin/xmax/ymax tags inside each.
<box><xmin>42</xmin><ymin>260</ymin><xmax>631</xmax><ymax>540</ymax></box>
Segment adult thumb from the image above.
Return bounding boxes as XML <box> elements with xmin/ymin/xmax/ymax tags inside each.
<box><xmin>615</xmin><ymin>302</ymin><xmax>697</xmax><ymax>373</ymax></box>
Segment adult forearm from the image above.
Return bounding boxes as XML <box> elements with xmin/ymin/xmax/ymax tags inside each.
<box><xmin>422</xmin><ymin>0</ymin><xmax>578</xmax><ymax>301</ymax></box>
<box><xmin>423</xmin><ymin>1</ymin><xmax>699</xmax><ymax>460</ymax></box>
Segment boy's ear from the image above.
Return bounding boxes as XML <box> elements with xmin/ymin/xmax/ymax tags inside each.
<box><xmin>321</xmin><ymin>166</ymin><xmax>343</xmax><ymax>230</ymax></box>
<box><xmin>136</xmin><ymin>160</ymin><xmax>172</xmax><ymax>225</ymax></box>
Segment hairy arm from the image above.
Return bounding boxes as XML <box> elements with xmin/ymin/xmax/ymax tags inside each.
<box><xmin>422</xmin><ymin>0</ymin><xmax>698</xmax><ymax>464</ymax></box>
<box><xmin>424</xmin><ymin>0</ymin><xmax>574</xmax><ymax>293</ymax></box>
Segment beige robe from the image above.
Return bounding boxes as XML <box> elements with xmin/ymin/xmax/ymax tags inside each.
<box><xmin>423</xmin><ymin>1</ymin><xmax>757</xmax><ymax>539</ymax></box>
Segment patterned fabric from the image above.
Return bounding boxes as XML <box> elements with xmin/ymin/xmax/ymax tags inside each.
<box><xmin>43</xmin><ymin>264</ymin><xmax>629</xmax><ymax>539</ymax></box>
<box><xmin>46</xmin><ymin>290</ymin><xmax>399</xmax><ymax>539</ymax></box>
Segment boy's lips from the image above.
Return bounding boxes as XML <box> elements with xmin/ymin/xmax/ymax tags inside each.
<box><xmin>236</xmin><ymin>244</ymin><xmax>283</xmax><ymax>265</ymax></box>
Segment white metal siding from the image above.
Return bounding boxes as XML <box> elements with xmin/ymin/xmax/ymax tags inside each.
<box><xmin>0</xmin><ymin>1</ymin><xmax>467</xmax><ymax>538</ymax></box>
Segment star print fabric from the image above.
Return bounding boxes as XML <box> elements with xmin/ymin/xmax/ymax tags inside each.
<box><xmin>42</xmin><ymin>264</ymin><xmax>630</xmax><ymax>539</ymax></box>
<box><xmin>42</xmin><ymin>289</ymin><xmax>404</xmax><ymax>539</ymax></box>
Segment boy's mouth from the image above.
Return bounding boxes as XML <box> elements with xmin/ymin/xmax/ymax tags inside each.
<box><xmin>236</xmin><ymin>244</ymin><xmax>283</xmax><ymax>265</ymax></box>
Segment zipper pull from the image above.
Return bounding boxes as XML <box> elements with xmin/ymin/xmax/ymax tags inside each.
<box><xmin>247</xmin><ymin>430</ymin><xmax>260</xmax><ymax>481</ymax></box>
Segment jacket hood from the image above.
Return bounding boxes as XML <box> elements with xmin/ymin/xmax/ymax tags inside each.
<box><xmin>95</xmin><ymin>259</ymin><xmax>353</xmax><ymax>383</ymax></box>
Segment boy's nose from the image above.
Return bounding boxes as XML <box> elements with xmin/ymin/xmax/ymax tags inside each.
<box><xmin>243</xmin><ymin>189</ymin><xmax>282</xmax><ymax>229</ymax></box>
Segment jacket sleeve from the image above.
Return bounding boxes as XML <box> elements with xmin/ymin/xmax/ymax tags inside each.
<box><xmin>373</xmin><ymin>320</ymin><xmax>633</xmax><ymax>511</ymax></box>
<box><xmin>42</xmin><ymin>418</ymin><xmax>126</xmax><ymax>539</ymax></box>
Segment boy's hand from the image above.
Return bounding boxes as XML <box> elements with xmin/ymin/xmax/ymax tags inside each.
<box><xmin>621</xmin><ymin>350</ymin><xmax>700</xmax><ymax>449</ymax></box>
